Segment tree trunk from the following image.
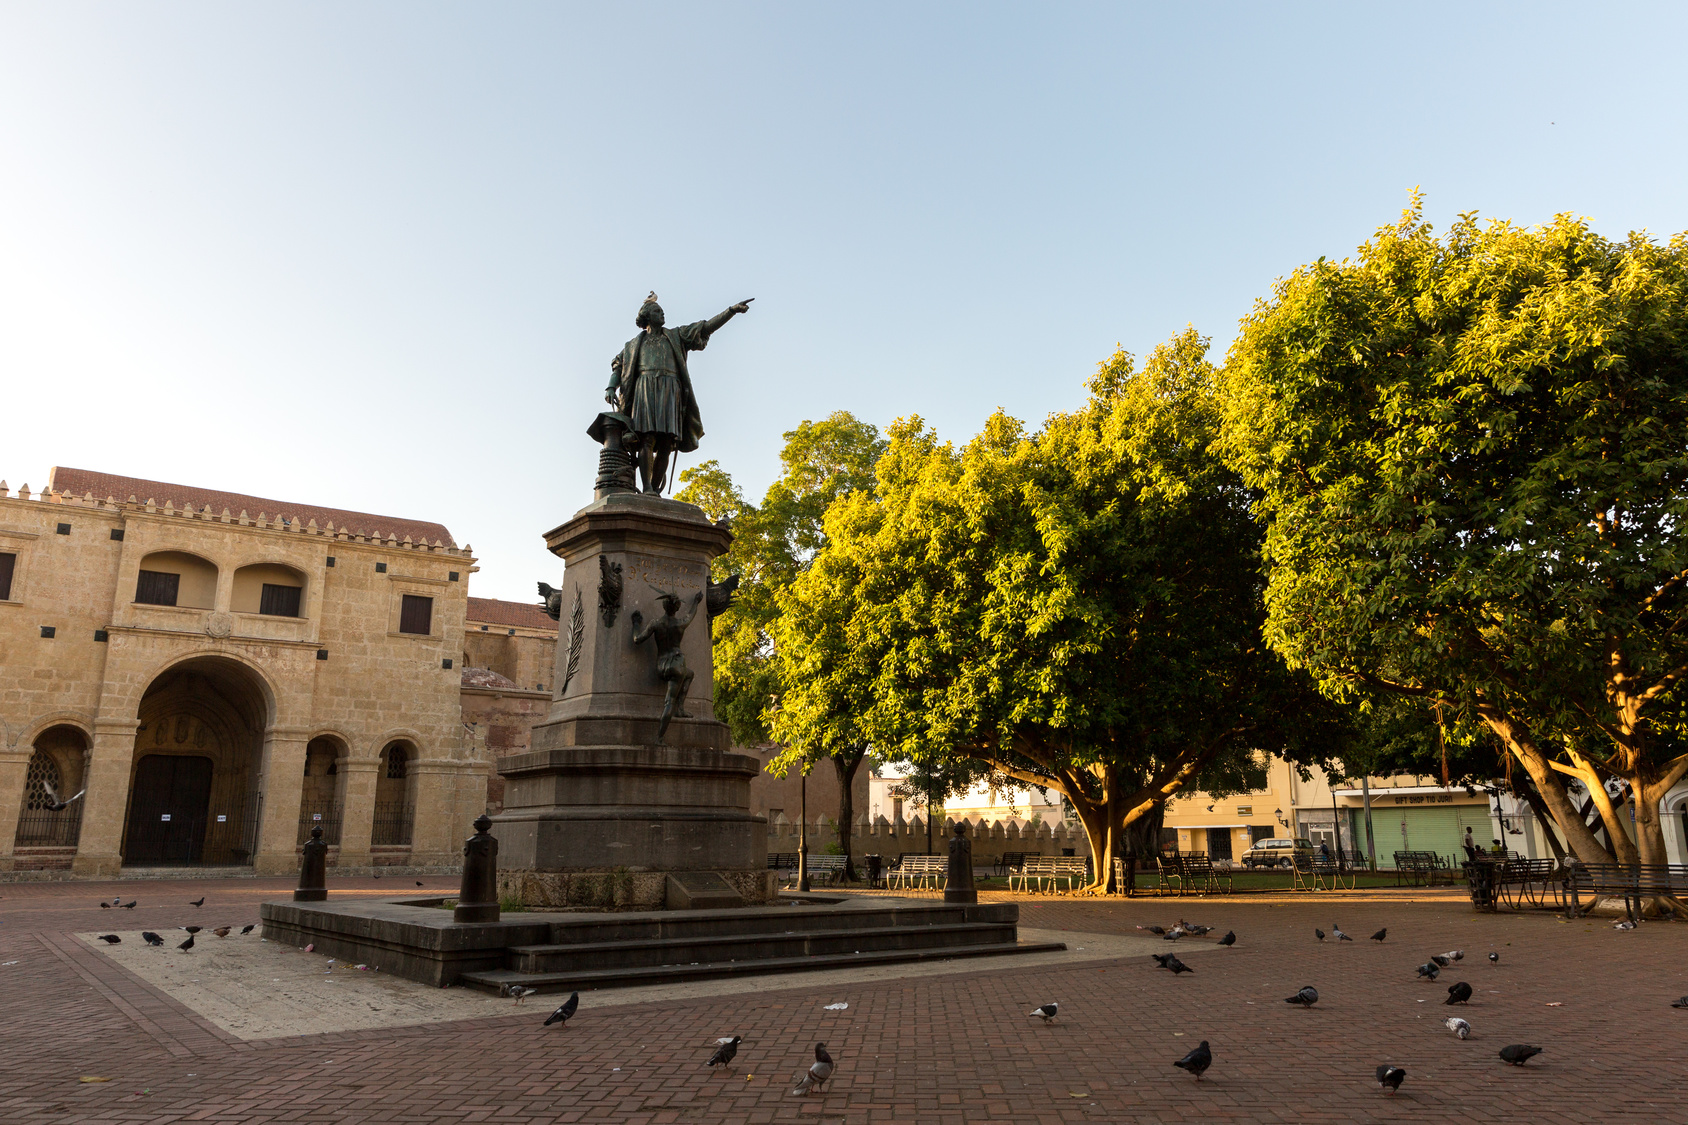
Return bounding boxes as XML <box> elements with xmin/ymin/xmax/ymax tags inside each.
<box><xmin>1564</xmin><ymin>752</ymin><xmax>1639</xmax><ymax>865</ymax></box>
<box><xmin>1516</xmin><ymin>782</ymin><xmax>1567</xmax><ymax>863</ymax></box>
<box><xmin>1476</xmin><ymin>702</ymin><xmax>1615</xmax><ymax>864</ymax></box>
<box><xmin>830</xmin><ymin>749</ymin><xmax>866</xmax><ymax>882</ymax></box>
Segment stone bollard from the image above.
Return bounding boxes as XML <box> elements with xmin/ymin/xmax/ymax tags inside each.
<box><xmin>454</xmin><ymin>814</ymin><xmax>500</xmax><ymax>923</ymax></box>
<box><xmin>294</xmin><ymin>826</ymin><xmax>328</xmax><ymax>902</ymax></box>
<box><xmin>944</xmin><ymin>822</ymin><xmax>977</xmax><ymax>904</ymax></box>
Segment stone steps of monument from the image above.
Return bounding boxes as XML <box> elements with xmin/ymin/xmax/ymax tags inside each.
<box><xmin>505</xmin><ymin>920</ymin><xmax>1015</xmax><ymax>973</ymax></box>
<box><xmin>459</xmin><ymin>938</ymin><xmax>1066</xmax><ymax>995</ymax></box>
<box><xmin>532</xmin><ymin>903</ymin><xmax>983</xmax><ymax>947</ymax></box>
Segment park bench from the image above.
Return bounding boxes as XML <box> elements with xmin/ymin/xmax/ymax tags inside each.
<box><xmin>891</xmin><ymin>853</ymin><xmax>947</xmax><ymax>891</ymax></box>
<box><xmin>1560</xmin><ymin>862</ymin><xmax>1688</xmax><ymax>922</ymax></box>
<box><xmin>768</xmin><ymin>852</ymin><xmax>799</xmax><ymax>871</ymax></box>
<box><xmin>1044</xmin><ymin>856</ymin><xmax>1089</xmax><ymax>893</ymax></box>
<box><xmin>1393</xmin><ymin>850</ymin><xmax>1455</xmax><ymax>887</ymax></box>
<box><xmin>1490</xmin><ymin>857</ymin><xmax>1558</xmax><ymax>909</ymax></box>
<box><xmin>996</xmin><ymin>851</ymin><xmax>1038</xmax><ymax>878</ymax></box>
<box><xmin>1008</xmin><ymin>855</ymin><xmax>1053</xmax><ymax>892</ymax></box>
<box><xmin>1178</xmin><ymin>854</ymin><xmax>1232</xmax><ymax>895</ymax></box>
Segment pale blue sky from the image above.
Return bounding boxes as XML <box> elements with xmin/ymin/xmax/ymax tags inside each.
<box><xmin>3</xmin><ymin>3</ymin><xmax>1685</xmax><ymax>600</ymax></box>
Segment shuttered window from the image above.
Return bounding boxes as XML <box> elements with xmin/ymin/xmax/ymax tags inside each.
<box><xmin>0</xmin><ymin>552</ymin><xmax>14</xmax><ymax>600</ymax></box>
<box><xmin>399</xmin><ymin>594</ymin><xmax>433</xmax><ymax>635</ymax></box>
<box><xmin>135</xmin><ymin>569</ymin><xmax>180</xmax><ymax>606</ymax></box>
<box><xmin>258</xmin><ymin>583</ymin><xmax>302</xmax><ymax>617</ymax></box>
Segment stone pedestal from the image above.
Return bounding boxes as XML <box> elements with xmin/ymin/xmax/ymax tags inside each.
<box><xmin>492</xmin><ymin>493</ymin><xmax>771</xmax><ymax>909</ymax></box>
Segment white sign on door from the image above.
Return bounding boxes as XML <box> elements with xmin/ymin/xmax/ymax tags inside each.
<box><xmin>217</xmin><ymin>814</ymin><xmax>227</xmax><ymax>822</ymax></box>
<box><xmin>160</xmin><ymin>814</ymin><xmax>171</xmax><ymax>822</ymax></box>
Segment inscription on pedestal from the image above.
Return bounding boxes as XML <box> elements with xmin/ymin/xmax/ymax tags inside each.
<box><xmin>665</xmin><ymin>871</ymin><xmax>745</xmax><ymax>910</ymax></box>
<box><xmin>625</xmin><ymin>553</ymin><xmax>702</xmax><ymax>592</ymax></box>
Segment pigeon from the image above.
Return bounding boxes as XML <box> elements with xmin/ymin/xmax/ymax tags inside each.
<box><xmin>97</xmin><ymin>934</ymin><xmax>121</xmax><ymax>944</ymax></box>
<box><xmin>1370</xmin><ymin>928</ymin><xmax>1387</xmax><ymax>942</ymax></box>
<box><xmin>240</xmin><ymin>924</ymin><xmax>255</xmax><ymax>935</ymax></box>
<box><xmin>505</xmin><ymin>985</ymin><xmax>536</xmax><ymax>1004</ymax></box>
<box><xmin>1315</xmin><ymin>928</ymin><xmax>1325</xmax><ymax>942</ymax></box>
<box><xmin>100</xmin><ymin>901</ymin><xmax>111</xmax><ymax>909</ymax></box>
<box><xmin>416</xmin><ymin>881</ymin><xmax>425</xmax><ymax>887</ymax></box>
<box><xmin>180</xmin><ymin>926</ymin><xmax>202</xmax><ymax>934</ymax></box>
<box><xmin>1165</xmin><ymin>955</ymin><xmax>1194</xmax><ymax>974</ymax></box>
<box><xmin>1499</xmin><ymin>1044</ymin><xmax>1543</xmax><ymax>1066</ymax></box>
<box><xmin>1446</xmin><ymin>982</ymin><xmax>1472</xmax><ymax>1005</ymax></box>
<box><xmin>1431</xmin><ymin>954</ymin><xmax>1453</xmax><ymax>968</ymax></box>
<box><xmin>1671</xmin><ymin>997</ymin><xmax>1688</xmax><ymax>1009</ymax></box>
<box><xmin>1443</xmin><ymin>949</ymin><xmax>1464</xmax><ymax>961</ymax></box>
<box><xmin>40</xmin><ymin>780</ymin><xmax>85</xmax><ymax>812</ymax></box>
<box><xmin>1285</xmin><ymin>985</ymin><xmax>1319</xmax><ymax>1008</ymax></box>
<box><xmin>120</xmin><ymin>901</ymin><xmax>136</xmax><ymax>910</ymax></box>
<box><xmin>141</xmin><ymin>932</ymin><xmax>164</xmax><ymax>946</ymax></box>
<box><xmin>1614</xmin><ymin>919</ymin><xmax>1636</xmax><ymax>930</ymax></box>
<box><xmin>1173</xmin><ymin>1040</ymin><xmax>1212</xmax><ymax>1081</ymax></box>
<box><xmin>790</xmin><ymin>1042</ymin><xmax>834</xmax><ymax>1096</ymax></box>
<box><xmin>178</xmin><ymin>934</ymin><xmax>195</xmax><ymax>952</ymax></box>
<box><xmin>1488</xmin><ymin>952</ymin><xmax>1500</xmax><ymax>963</ymax></box>
<box><xmin>1445</xmin><ymin>1017</ymin><xmax>1471</xmax><ymax>1039</ymax></box>
<box><xmin>1416</xmin><ymin>962</ymin><xmax>1440</xmax><ymax>981</ymax></box>
<box><xmin>544</xmin><ymin>991</ymin><xmax>579</xmax><ymax>1026</ymax></box>
<box><xmin>1333</xmin><ymin>925</ymin><xmax>1352</xmax><ymax>942</ymax></box>
<box><xmin>1151</xmin><ymin>954</ymin><xmax>1175</xmax><ymax>968</ymax></box>
<box><xmin>1179</xmin><ymin>921</ymin><xmax>1213</xmax><ymax>935</ymax></box>
<box><xmin>1376</xmin><ymin>1065</ymin><xmax>1406</xmax><ymax>1094</ymax></box>
<box><xmin>1217</xmin><ymin>931</ymin><xmax>1236</xmax><ymax>947</ymax></box>
<box><xmin>1139</xmin><ymin>925</ymin><xmax>1167</xmax><ymax>935</ymax></box>
<box><xmin>212</xmin><ymin>927</ymin><xmax>231</xmax><ymax>938</ymax></box>
<box><xmin>189</xmin><ymin>898</ymin><xmax>204</xmax><ymax>908</ymax></box>
<box><xmin>1029</xmin><ymin>1003</ymin><xmax>1059</xmax><ymax>1022</ymax></box>
<box><xmin>706</xmin><ymin>1036</ymin><xmax>741</xmax><ymax>1070</ymax></box>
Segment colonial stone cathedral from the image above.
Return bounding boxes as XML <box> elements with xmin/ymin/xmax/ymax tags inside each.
<box><xmin>0</xmin><ymin>466</ymin><xmax>555</xmax><ymax>877</ymax></box>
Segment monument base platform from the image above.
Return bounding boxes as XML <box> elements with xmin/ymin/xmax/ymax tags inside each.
<box><xmin>259</xmin><ymin>893</ymin><xmax>1064</xmax><ymax>991</ymax></box>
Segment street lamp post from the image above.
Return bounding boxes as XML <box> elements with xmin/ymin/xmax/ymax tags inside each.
<box><xmin>798</xmin><ymin>767</ymin><xmax>810</xmax><ymax>893</ymax></box>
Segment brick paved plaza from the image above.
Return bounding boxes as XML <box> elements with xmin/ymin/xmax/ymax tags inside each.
<box><xmin>2</xmin><ymin>877</ymin><xmax>1683</xmax><ymax>1124</ymax></box>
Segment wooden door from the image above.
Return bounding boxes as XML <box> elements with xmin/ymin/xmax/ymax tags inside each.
<box><xmin>123</xmin><ymin>755</ymin><xmax>214</xmax><ymax>864</ymax></box>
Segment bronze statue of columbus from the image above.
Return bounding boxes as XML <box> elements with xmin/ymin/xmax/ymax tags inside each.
<box><xmin>605</xmin><ymin>292</ymin><xmax>752</xmax><ymax>494</ymax></box>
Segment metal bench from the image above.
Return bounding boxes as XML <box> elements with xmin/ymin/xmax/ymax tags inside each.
<box><xmin>891</xmin><ymin>853</ymin><xmax>946</xmax><ymax>891</ymax></box>
<box><xmin>996</xmin><ymin>851</ymin><xmax>1036</xmax><ymax>878</ymax></box>
<box><xmin>1561</xmin><ymin>862</ymin><xmax>1688</xmax><ymax>922</ymax></box>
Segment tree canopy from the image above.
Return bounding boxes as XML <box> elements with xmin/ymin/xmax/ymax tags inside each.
<box><xmin>1220</xmin><ymin>197</ymin><xmax>1688</xmax><ymax>875</ymax></box>
<box><xmin>771</xmin><ymin>329</ymin><xmax>1343</xmax><ymax>889</ymax></box>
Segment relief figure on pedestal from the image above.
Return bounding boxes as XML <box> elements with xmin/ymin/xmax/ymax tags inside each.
<box><xmin>630</xmin><ymin>588</ymin><xmax>705</xmax><ymax>741</ymax></box>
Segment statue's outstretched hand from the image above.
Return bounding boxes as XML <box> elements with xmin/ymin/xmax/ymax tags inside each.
<box><xmin>730</xmin><ymin>299</ymin><xmax>753</xmax><ymax>315</ymax></box>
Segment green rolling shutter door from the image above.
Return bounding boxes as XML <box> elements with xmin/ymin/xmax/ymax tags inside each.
<box><xmin>1394</xmin><ymin>806</ymin><xmax>1462</xmax><ymax>861</ymax></box>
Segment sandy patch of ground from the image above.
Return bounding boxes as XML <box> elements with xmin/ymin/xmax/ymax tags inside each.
<box><xmin>79</xmin><ymin>926</ymin><xmax>1182</xmax><ymax>1040</ymax></box>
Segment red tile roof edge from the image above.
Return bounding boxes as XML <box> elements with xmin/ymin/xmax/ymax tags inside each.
<box><xmin>48</xmin><ymin>466</ymin><xmax>456</xmax><ymax>547</ymax></box>
<box><xmin>466</xmin><ymin>596</ymin><xmax>558</xmax><ymax>631</ymax></box>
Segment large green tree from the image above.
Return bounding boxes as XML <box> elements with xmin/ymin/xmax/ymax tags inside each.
<box><xmin>1220</xmin><ymin>198</ymin><xmax>1688</xmax><ymax>878</ymax></box>
<box><xmin>771</xmin><ymin>331</ymin><xmax>1342</xmax><ymax>891</ymax></box>
<box><xmin>675</xmin><ymin>412</ymin><xmax>885</xmax><ymax>875</ymax></box>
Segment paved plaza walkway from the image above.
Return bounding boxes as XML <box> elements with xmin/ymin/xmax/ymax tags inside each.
<box><xmin>1</xmin><ymin>875</ymin><xmax>1682</xmax><ymax>1123</ymax></box>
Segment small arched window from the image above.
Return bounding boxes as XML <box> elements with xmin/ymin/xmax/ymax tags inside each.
<box><xmin>384</xmin><ymin>744</ymin><xmax>408</xmax><ymax>780</ymax></box>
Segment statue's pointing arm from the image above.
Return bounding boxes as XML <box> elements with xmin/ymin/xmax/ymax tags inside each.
<box><xmin>704</xmin><ymin>299</ymin><xmax>754</xmax><ymax>336</ymax></box>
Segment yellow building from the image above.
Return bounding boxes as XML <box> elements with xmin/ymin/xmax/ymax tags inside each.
<box><xmin>1</xmin><ymin>468</ymin><xmax>487</xmax><ymax>876</ymax></box>
<box><xmin>1162</xmin><ymin>755</ymin><xmax>1300</xmax><ymax>862</ymax></box>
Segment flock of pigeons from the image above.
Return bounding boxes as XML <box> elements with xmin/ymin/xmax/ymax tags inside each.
<box><xmin>1129</xmin><ymin>918</ymin><xmax>1546</xmax><ymax>1095</ymax></box>
<box><xmin>94</xmin><ymin>895</ymin><xmax>254</xmax><ymax>951</ymax></box>
<box><xmin>521</xmin><ymin>986</ymin><xmax>836</xmax><ymax>1096</ymax></box>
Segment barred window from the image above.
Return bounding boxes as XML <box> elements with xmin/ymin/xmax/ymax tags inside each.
<box><xmin>23</xmin><ymin>751</ymin><xmax>63</xmax><ymax>812</ymax></box>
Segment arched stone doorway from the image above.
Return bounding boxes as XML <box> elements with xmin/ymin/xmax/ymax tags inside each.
<box><xmin>15</xmin><ymin>725</ymin><xmax>90</xmax><ymax>852</ymax></box>
<box><xmin>371</xmin><ymin>740</ymin><xmax>416</xmax><ymax>847</ymax></box>
<box><xmin>122</xmin><ymin>657</ymin><xmax>269</xmax><ymax>866</ymax></box>
<box><xmin>298</xmin><ymin>736</ymin><xmax>346</xmax><ymax>845</ymax></box>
